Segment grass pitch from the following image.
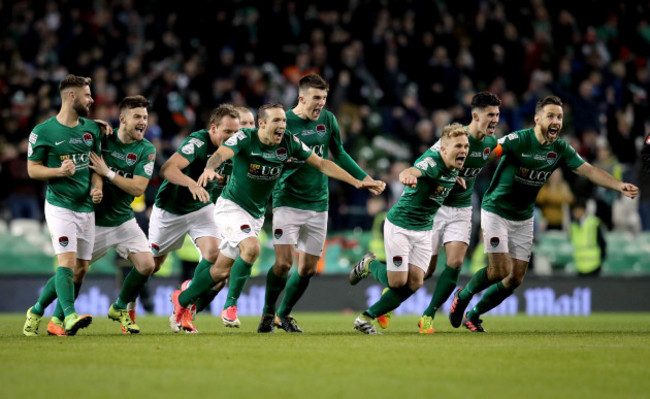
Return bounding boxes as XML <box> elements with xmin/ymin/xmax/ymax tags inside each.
<box><xmin>1</xmin><ymin>313</ymin><xmax>648</xmax><ymax>399</ymax></box>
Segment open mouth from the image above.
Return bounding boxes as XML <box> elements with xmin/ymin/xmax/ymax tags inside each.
<box><xmin>312</xmin><ymin>108</ymin><xmax>322</xmax><ymax>118</ymax></box>
<box><xmin>456</xmin><ymin>156</ymin><xmax>466</xmax><ymax>165</ymax></box>
<box><xmin>486</xmin><ymin>124</ymin><xmax>496</xmax><ymax>135</ymax></box>
<box><xmin>135</xmin><ymin>126</ymin><xmax>145</xmax><ymax>134</ymax></box>
<box><xmin>547</xmin><ymin>127</ymin><xmax>559</xmax><ymax>139</ymax></box>
<box><xmin>274</xmin><ymin>131</ymin><xmax>283</xmax><ymax>140</ymax></box>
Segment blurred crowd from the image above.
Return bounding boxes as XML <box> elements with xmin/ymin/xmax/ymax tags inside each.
<box><xmin>1</xmin><ymin>0</ymin><xmax>650</xmax><ymax>236</ymax></box>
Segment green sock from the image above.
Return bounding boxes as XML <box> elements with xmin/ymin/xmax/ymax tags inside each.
<box><xmin>423</xmin><ymin>265</ymin><xmax>460</xmax><ymax>318</ymax></box>
<box><xmin>54</xmin><ymin>268</ymin><xmax>77</xmax><ymax>317</ymax></box>
<box><xmin>366</xmin><ymin>285</ymin><xmax>415</xmax><ymax>318</ymax></box>
<box><xmin>54</xmin><ymin>281</ymin><xmax>82</xmax><ymax>320</ymax></box>
<box><xmin>224</xmin><ymin>258</ymin><xmax>253</xmax><ymax>308</ymax></box>
<box><xmin>459</xmin><ymin>266</ymin><xmax>491</xmax><ymax>301</ymax></box>
<box><xmin>196</xmin><ymin>289</ymin><xmax>221</xmax><ymax>313</ymax></box>
<box><xmin>179</xmin><ymin>266</ymin><xmax>217</xmax><ymax>308</ymax></box>
<box><xmin>114</xmin><ymin>267</ymin><xmax>149</xmax><ymax>309</ymax></box>
<box><xmin>33</xmin><ymin>276</ymin><xmax>58</xmax><ymax>315</ymax></box>
<box><xmin>277</xmin><ymin>272</ymin><xmax>311</xmax><ymax>317</ymax></box>
<box><xmin>192</xmin><ymin>258</ymin><xmax>213</xmax><ymax>280</ymax></box>
<box><xmin>467</xmin><ymin>281</ymin><xmax>514</xmax><ymax>319</ymax></box>
<box><xmin>369</xmin><ymin>260</ymin><xmax>389</xmax><ymax>286</ymax></box>
<box><xmin>263</xmin><ymin>268</ymin><xmax>287</xmax><ymax>315</ymax></box>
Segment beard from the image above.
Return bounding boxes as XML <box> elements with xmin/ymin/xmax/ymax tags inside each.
<box><xmin>73</xmin><ymin>99</ymin><xmax>89</xmax><ymax>117</ymax></box>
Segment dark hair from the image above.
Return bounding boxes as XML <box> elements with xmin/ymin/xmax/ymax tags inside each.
<box><xmin>471</xmin><ymin>91</ymin><xmax>502</xmax><ymax>110</ymax></box>
<box><xmin>257</xmin><ymin>103</ymin><xmax>285</xmax><ymax>122</ymax></box>
<box><xmin>208</xmin><ymin>104</ymin><xmax>240</xmax><ymax>127</ymax></box>
<box><xmin>119</xmin><ymin>95</ymin><xmax>151</xmax><ymax>114</ymax></box>
<box><xmin>59</xmin><ymin>75</ymin><xmax>91</xmax><ymax>92</ymax></box>
<box><xmin>299</xmin><ymin>73</ymin><xmax>329</xmax><ymax>92</ymax></box>
<box><xmin>535</xmin><ymin>95</ymin><xmax>563</xmax><ymax>114</ymax></box>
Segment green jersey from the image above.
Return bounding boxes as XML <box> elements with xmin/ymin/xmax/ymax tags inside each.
<box><xmin>387</xmin><ymin>150</ymin><xmax>459</xmax><ymax>231</ymax></box>
<box><xmin>482</xmin><ymin>128</ymin><xmax>585</xmax><ymax>220</ymax></box>
<box><xmin>155</xmin><ymin>130</ymin><xmax>218</xmax><ymax>215</ymax></box>
<box><xmin>95</xmin><ymin>130</ymin><xmax>156</xmax><ymax>227</ymax></box>
<box><xmin>431</xmin><ymin>132</ymin><xmax>498</xmax><ymax>208</ymax></box>
<box><xmin>272</xmin><ymin>109</ymin><xmax>367</xmax><ymax>211</ymax></box>
<box><xmin>27</xmin><ymin>117</ymin><xmax>102</xmax><ymax>212</ymax></box>
<box><xmin>221</xmin><ymin>128</ymin><xmax>313</xmax><ymax>219</ymax></box>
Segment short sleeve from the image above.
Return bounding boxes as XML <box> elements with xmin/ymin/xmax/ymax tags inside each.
<box><xmin>222</xmin><ymin>130</ymin><xmax>248</xmax><ymax>155</ymax></box>
<box><xmin>414</xmin><ymin>156</ymin><xmax>440</xmax><ymax>179</ymax></box>
<box><xmin>27</xmin><ymin>129</ymin><xmax>47</xmax><ymax>162</ymax></box>
<box><xmin>135</xmin><ymin>145</ymin><xmax>156</xmax><ymax>178</ymax></box>
<box><xmin>289</xmin><ymin>134</ymin><xmax>313</xmax><ymax>161</ymax></box>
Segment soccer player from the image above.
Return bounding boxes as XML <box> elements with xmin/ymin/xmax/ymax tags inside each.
<box><xmin>349</xmin><ymin>123</ymin><xmax>470</xmax><ymax>334</ymax></box>
<box><xmin>416</xmin><ymin>92</ymin><xmax>501</xmax><ymax>334</ymax></box>
<box><xmin>40</xmin><ymin>95</ymin><xmax>158</xmax><ymax>336</ymax></box>
<box><xmin>220</xmin><ymin>74</ymin><xmax>384</xmax><ymax>331</ymax></box>
<box><xmin>149</xmin><ymin>104</ymin><xmax>241</xmax><ymax>333</ymax></box>
<box><xmin>87</xmin><ymin>95</ymin><xmax>157</xmax><ymax>334</ymax></box>
<box><xmin>23</xmin><ymin>75</ymin><xmax>104</xmax><ymax>336</ymax></box>
<box><xmin>448</xmin><ymin>95</ymin><xmax>638</xmax><ymax>332</ymax></box>
<box><xmin>173</xmin><ymin>103</ymin><xmax>384</xmax><ymax>333</ymax></box>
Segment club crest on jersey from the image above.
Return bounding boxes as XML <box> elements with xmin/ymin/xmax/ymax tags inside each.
<box><xmin>393</xmin><ymin>256</ymin><xmax>403</xmax><ymax>267</ymax></box>
<box><xmin>274</xmin><ymin>229</ymin><xmax>283</xmax><ymax>239</ymax></box>
<box><xmin>241</xmin><ymin>224</ymin><xmax>251</xmax><ymax>233</ymax></box>
<box><xmin>546</xmin><ymin>152</ymin><xmax>557</xmax><ymax>165</ymax></box>
<box><xmin>59</xmin><ymin>236</ymin><xmax>69</xmax><ymax>247</ymax></box>
<box><xmin>276</xmin><ymin>148</ymin><xmax>287</xmax><ymax>161</ymax></box>
<box><xmin>83</xmin><ymin>133</ymin><xmax>93</xmax><ymax>146</ymax></box>
<box><xmin>483</xmin><ymin>148</ymin><xmax>491</xmax><ymax>160</ymax></box>
<box><xmin>316</xmin><ymin>124</ymin><xmax>326</xmax><ymax>136</ymax></box>
<box><xmin>151</xmin><ymin>243</ymin><xmax>160</xmax><ymax>254</ymax></box>
<box><xmin>126</xmin><ymin>153</ymin><xmax>137</xmax><ymax>166</ymax></box>
<box><xmin>646</xmin><ymin>135</ymin><xmax>650</xmax><ymax>145</ymax></box>
<box><xmin>490</xmin><ymin>237</ymin><xmax>500</xmax><ymax>248</ymax></box>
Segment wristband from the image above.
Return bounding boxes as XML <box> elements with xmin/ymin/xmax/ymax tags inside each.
<box><xmin>106</xmin><ymin>170</ymin><xmax>116</xmax><ymax>181</ymax></box>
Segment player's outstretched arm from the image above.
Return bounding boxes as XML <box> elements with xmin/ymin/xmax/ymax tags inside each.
<box><xmin>197</xmin><ymin>146</ymin><xmax>235</xmax><ymax>187</ymax></box>
<box><xmin>399</xmin><ymin>167</ymin><xmax>422</xmax><ymax>188</ymax></box>
<box><xmin>574</xmin><ymin>162</ymin><xmax>639</xmax><ymax>198</ymax></box>
<box><xmin>88</xmin><ymin>152</ymin><xmax>149</xmax><ymax>196</ymax></box>
<box><xmin>306</xmin><ymin>153</ymin><xmax>385</xmax><ymax>191</ymax></box>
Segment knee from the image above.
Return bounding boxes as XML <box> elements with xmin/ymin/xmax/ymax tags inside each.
<box><xmin>210</xmin><ymin>265</ymin><xmax>230</xmax><ymax>282</ymax></box>
<box><xmin>503</xmin><ymin>274</ymin><xmax>524</xmax><ymax>288</ymax></box>
<box><xmin>73</xmin><ymin>268</ymin><xmax>87</xmax><ymax>282</ymax></box>
<box><xmin>388</xmin><ymin>278</ymin><xmax>406</xmax><ymax>289</ymax></box>
<box><xmin>408</xmin><ymin>279</ymin><xmax>423</xmax><ymax>291</ymax></box>
<box><xmin>299</xmin><ymin>267</ymin><xmax>317</xmax><ymax>278</ymax></box>
<box><xmin>275</xmin><ymin>258</ymin><xmax>293</xmax><ymax>275</ymax></box>
<box><xmin>446</xmin><ymin>258</ymin><xmax>463</xmax><ymax>269</ymax></box>
<box><xmin>240</xmin><ymin>242</ymin><xmax>260</xmax><ymax>262</ymax></box>
<box><xmin>137</xmin><ymin>260</ymin><xmax>156</xmax><ymax>276</ymax></box>
<box><xmin>202</xmin><ymin>248</ymin><xmax>220</xmax><ymax>263</ymax></box>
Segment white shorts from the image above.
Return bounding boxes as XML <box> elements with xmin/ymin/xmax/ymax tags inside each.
<box><xmin>148</xmin><ymin>204</ymin><xmax>218</xmax><ymax>258</ymax></box>
<box><xmin>44</xmin><ymin>200</ymin><xmax>95</xmax><ymax>260</ymax></box>
<box><xmin>383</xmin><ymin>219</ymin><xmax>432</xmax><ymax>272</ymax></box>
<box><xmin>91</xmin><ymin>218</ymin><xmax>150</xmax><ymax>264</ymax></box>
<box><xmin>431</xmin><ymin>205</ymin><xmax>472</xmax><ymax>255</ymax></box>
<box><xmin>481</xmin><ymin>209</ymin><xmax>534</xmax><ymax>262</ymax></box>
<box><xmin>272</xmin><ymin>206</ymin><xmax>327</xmax><ymax>256</ymax></box>
<box><xmin>215</xmin><ymin>197</ymin><xmax>264</xmax><ymax>260</ymax></box>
